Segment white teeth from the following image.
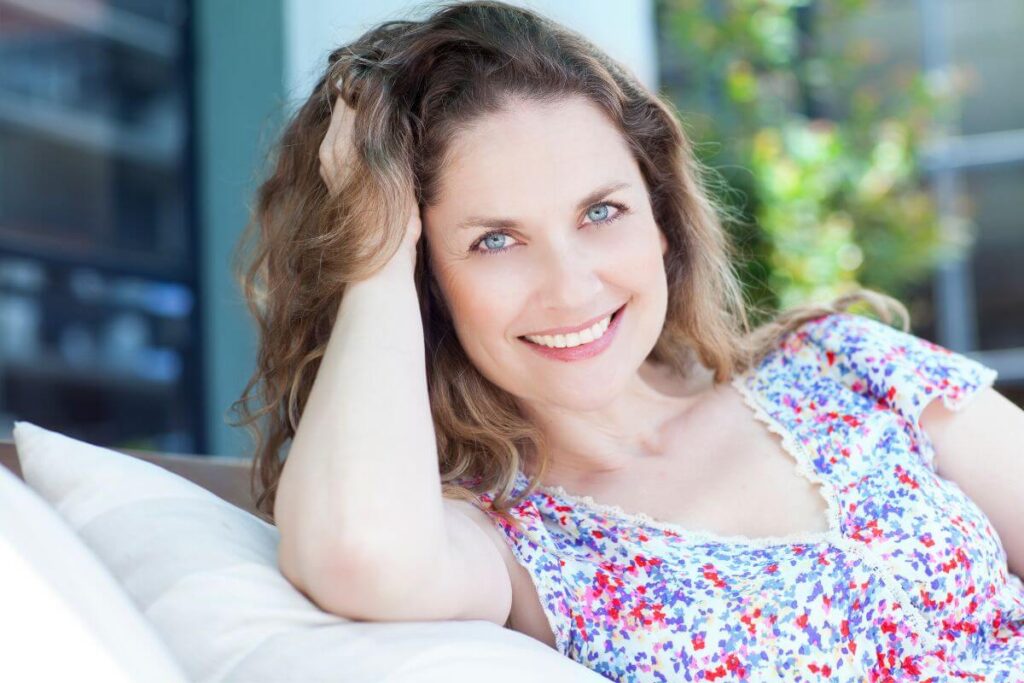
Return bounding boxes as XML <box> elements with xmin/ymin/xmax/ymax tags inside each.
<box><xmin>525</xmin><ymin>314</ymin><xmax>612</xmax><ymax>349</ymax></box>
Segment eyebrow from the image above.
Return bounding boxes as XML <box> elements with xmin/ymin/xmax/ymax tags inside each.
<box><xmin>456</xmin><ymin>181</ymin><xmax>632</xmax><ymax>230</ymax></box>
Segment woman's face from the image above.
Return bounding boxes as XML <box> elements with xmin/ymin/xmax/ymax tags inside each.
<box><xmin>422</xmin><ymin>95</ymin><xmax>669</xmax><ymax>411</ymax></box>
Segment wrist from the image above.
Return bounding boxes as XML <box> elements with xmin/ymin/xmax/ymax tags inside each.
<box><xmin>372</xmin><ymin>245</ymin><xmax>415</xmax><ymax>282</ymax></box>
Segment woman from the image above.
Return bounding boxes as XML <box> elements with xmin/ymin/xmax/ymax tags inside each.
<box><xmin>231</xmin><ymin>1</ymin><xmax>1024</xmax><ymax>679</ymax></box>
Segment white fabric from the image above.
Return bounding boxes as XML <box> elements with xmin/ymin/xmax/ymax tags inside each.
<box><xmin>0</xmin><ymin>456</ymin><xmax>187</xmax><ymax>682</ymax></box>
<box><xmin>12</xmin><ymin>421</ymin><xmax>604</xmax><ymax>682</ymax></box>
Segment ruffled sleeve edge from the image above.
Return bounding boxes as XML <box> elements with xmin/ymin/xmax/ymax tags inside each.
<box><xmin>811</xmin><ymin>311</ymin><xmax>1000</xmax><ymax>470</ymax></box>
<box><xmin>909</xmin><ymin>359</ymin><xmax>999</xmax><ymax>470</ymax></box>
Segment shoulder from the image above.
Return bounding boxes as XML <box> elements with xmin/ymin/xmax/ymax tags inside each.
<box><xmin>780</xmin><ymin>310</ymin><xmax>998</xmax><ymax>433</ymax></box>
<box><xmin>450</xmin><ymin>475</ymin><xmax>553</xmax><ymax>552</ymax></box>
<box><xmin>778</xmin><ymin>310</ymin><xmax>903</xmax><ymax>362</ymax></box>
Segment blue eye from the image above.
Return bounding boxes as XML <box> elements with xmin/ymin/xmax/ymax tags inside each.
<box><xmin>587</xmin><ymin>204</ymin><xmax>611</xmax><ymax>222</ymax></box>
<box><xmin>470</xmin><ymin>201</ymin><xmax>629</xmax><ymax>256</ymax></box>
<box><xmin>480</xmin><ymin>233</ymin><xmax>512</xmax><ymax>252</ymax></box>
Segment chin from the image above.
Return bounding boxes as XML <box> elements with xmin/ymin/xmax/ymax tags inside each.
<box><xmin>537</xmin><ymin>370</ymin><xmax>634</xmax><ymax>409</ymax></box>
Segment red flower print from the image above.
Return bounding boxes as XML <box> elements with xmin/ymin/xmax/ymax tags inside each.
<box><xmin>701</xmin><ymin>563</ymin><xmax>727</xmax><ymax>589</ymax></box>
<box><xmin>895</xmin><ymin>465</ymin><xmax>920</xmax><ymax>489</ymax></box>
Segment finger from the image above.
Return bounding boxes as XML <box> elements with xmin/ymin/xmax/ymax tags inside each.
<box><xmin>320</xmin><ymin>95</ymin><xmax>356</xmax><ymax>195</ymax></box>
<box><xmin>319</xmin><ymin>98</ymin><xmax>343</xmax><ymax>192</ymax></box>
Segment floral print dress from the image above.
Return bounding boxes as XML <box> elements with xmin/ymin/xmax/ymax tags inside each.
<box><xmin>475</xmin><ymin>312</ymin><xmax>1024</xmax><ymax>682</ymax></box>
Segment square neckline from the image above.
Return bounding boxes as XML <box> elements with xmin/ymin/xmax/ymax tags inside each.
<box><xmin>522</xmin><ymin>362</ymin><xmax>846</xmax><ymax>549</ymax></box>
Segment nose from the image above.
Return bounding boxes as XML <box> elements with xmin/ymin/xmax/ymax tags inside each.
<box><xmin>537</xmin><ymin>239</ymin><xmax>604</xmax><ymax>312</ymax></box>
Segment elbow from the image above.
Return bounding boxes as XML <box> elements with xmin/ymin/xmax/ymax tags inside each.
<box><xmin>277</xmin><ymin>532</ymin><xmax>419</xmax><ymax>621</ymax></box>
<box><xmin>277</xmin><ymin>536</ymin><xmax>361</xmax><ymax>618</ymax></box>
<box><xmin>277</xmin><ymin>523</ymin><xmax>359</xmax><ymax>590</ymax></box>
<box><xmin>273</xmin><ymin>480</ymin><xmax>369</xmax><ymax>609</ymax></box>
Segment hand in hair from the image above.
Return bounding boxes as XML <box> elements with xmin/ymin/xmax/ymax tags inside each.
<box><xmin>318</xmin><ymin>95</ymin><xmax>358</xmax><ymax>197</ymax></box>
<box><xmin>319</xmin><ymin>93</ymin><xmax>422</xmax><ymax>266</ymax></box>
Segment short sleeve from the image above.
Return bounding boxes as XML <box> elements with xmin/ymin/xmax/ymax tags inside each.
<box><xmin>473</xmin><ymin>486</ymin><xmax>576</xmax><ymax>656</ymax></box>
<box><xmin>803</xmin><ymin>311</ymin><xmax>999</xmax><ymax>469</ymax></box>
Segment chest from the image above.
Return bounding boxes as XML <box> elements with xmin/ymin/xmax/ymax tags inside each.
<box><xmin>565</xmin><ymin>382</ymin><xmax>835</xmax><ymax>542</ymax></box>
<box><xmin>509</xmin><ymin>373</ymin><xmax>1014</xmax><ymax>670</ymax></box>
<box><xmin>554</xmin><ymin>377</ymin><xmax>1012</xmax><ymax>637</ymax></box>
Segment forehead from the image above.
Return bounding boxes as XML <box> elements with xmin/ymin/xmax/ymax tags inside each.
<box><xmin>434</xmin><ymin>96</ymin><xmax>637</xmax><ymax>212</ymax></box>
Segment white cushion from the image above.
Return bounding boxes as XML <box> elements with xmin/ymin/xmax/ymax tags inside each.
<box><xmin>0</xmin><ymin>456</ymin><xmax>187</xmax><ymax>682</ymax></box>
<box><xmin>13</xmin><ymin>421</ymin><xmax>604</xmax><ymax>682</ymax></box>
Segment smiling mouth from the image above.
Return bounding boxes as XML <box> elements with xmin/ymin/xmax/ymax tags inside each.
<box><xmin>518</xmin><ymin>302</ymin><xmax>627</xmax><ymax>343</ymax></box>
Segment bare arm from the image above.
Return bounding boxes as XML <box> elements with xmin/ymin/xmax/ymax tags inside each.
<box><xmin>274</xmin><ymin>237</ymin><xmax>444</xmax><ymax>577</ymax></box>
<box><xmin>273</xmin><ymin>95</ymin><xmax>511</xmax><ymax>624</ymax></box>
<box><xmin>923</xmin><ymin>387</ymin><xmax>1024</xmax><ymax>579</ymax></box>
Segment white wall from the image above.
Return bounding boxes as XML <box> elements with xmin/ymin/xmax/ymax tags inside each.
<box><xmin>283</xmin><ymin>0</ymin><xmax>658</xmax><ymax>109</ymax></box>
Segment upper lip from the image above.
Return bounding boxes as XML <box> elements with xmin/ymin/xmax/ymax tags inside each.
<box><xmin>521</xmin><ymin>304</ymin><xmax>623</xmax><ymax>338</ymax></box>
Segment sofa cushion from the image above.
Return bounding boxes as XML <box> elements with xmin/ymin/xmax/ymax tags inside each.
<box><xmin>0</xmin><ymin>455</ymin><xmax>187</xmax><ymax>682</ymax></box>
<box><xmin>12</xmin><ymin>421</ymin><xmax>603</xmax><ymax>682</ymax></box>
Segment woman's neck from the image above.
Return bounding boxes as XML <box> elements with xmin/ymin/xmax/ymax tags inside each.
<box><xmin>519</xmin><ymin>359</ymin><xmax>718</xmax><ymax>488</ymax></box>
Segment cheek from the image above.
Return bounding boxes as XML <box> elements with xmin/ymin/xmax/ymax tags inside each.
<box><xmin>446</xmin><ymin>271</ymin><xmax>522</xmax><ymax>342</ymax></box>
<box><xmin>602</xmin><ymin>219</ymin><xmax>665</xmax><ymax>273</ymax></box>
<box><xmin>615</xmin><ymin>224</ymin><xmax>669</xmax><ymax>313</ymax></box>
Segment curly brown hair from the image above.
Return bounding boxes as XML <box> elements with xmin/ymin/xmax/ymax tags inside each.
<box><xmin>228</xmin><ymin>0</ymin><xmax>909</xmax><ymax>530</ymax></box>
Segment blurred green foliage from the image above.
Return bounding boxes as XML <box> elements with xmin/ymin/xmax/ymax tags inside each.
<box><xmin>658</xmin><ymin>0</ymin><xmax>973</xmax><ymax>319</ymax></box>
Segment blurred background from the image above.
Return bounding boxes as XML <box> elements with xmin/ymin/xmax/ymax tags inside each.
<box><xmin>0</xmin><ymin>0</ymin><xmax>1020</xmax><ymax>458</ymax></box>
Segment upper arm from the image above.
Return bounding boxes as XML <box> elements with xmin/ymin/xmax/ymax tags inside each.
<box><xmin>438</xmin><ymin>497</ymin><xmax>515</xmax><ymax>624</ymax></box>
<box><xmin>805</xmin><ymin>312</ymin><xmax>1021</xmax><ymax>575</ymax></box>
<box><xmin>281</xmin><ymin>496</ymin><xmax>513</xmax><ymax>625</ymax></box>
<box><xmin>922</xmin><ymin>386</ymin><xmax>1024</xmax><ymax>580</ymax></box>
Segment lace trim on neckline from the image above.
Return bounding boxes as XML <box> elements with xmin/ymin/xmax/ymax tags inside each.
<box><xmin>527</xmin><ymin>367</ymin><xmax>846</xmax><ymax>548</ymax></box>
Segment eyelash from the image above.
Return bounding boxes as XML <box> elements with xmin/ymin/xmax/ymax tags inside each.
<box><xmin>470</xmin><ymin>201</ymin><xmax>630</xmax><ymax>256</ymax></box>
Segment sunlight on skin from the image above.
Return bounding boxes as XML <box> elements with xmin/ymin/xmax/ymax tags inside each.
<box><xmin>921</xmin><ymin>387</ymin><xmax>1024</xmax><ymax>579</ymax></box>
<box><xmin>420</xmin><ymin>94</ymin><xmax>716</xmax><ymax>490</ymax></box>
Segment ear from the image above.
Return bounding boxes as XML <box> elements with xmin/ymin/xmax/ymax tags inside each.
<box><xmin>659</xmin><ymin>229</ymin><xmax>668</xmax><ymax>256</ymax></box>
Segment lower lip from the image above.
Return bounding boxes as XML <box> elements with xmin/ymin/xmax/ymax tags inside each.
<box><xmin>519</xmin><ymin>304</ymin><xmax>626</xmax><ymax>362</ymax></box>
